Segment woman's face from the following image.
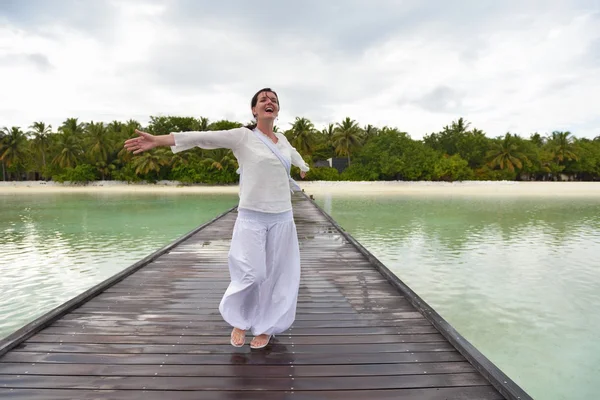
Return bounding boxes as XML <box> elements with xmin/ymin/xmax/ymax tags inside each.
<box><xmin>252</xmin><ymin>91</ymin><xmax>279</xmax><ymax>122</ymax></box>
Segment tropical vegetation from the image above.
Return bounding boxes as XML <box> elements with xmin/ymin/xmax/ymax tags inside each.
<box><xmin>1</xmin><ymin>115</ymin><xmax>599</xmax><ymax>183</ymax></box>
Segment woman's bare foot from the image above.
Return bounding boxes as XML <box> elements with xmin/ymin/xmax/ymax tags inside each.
<box><xmin>250</xmin><ymin>334</ymin><xmax>272</xmax><ymax>349</ymax></box>
<box><xmin>230</xmin><ymin>328</ymin><xmax>246</xmax><ymax>347</ymax></box>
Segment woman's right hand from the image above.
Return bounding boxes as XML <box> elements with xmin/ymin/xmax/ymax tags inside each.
<box><xmin>124</xmin><ymin>129</ymin><xmax>159</xmax><ymax>154</ymax></box>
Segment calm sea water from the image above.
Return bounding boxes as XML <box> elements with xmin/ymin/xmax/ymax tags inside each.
<box><xmin>0</xmin><ymin>192</ymin><xmax>238</xmax><ymax>338</ymax></box>
<box><xmin>1</xmin><ymin>188</ymin><xmax>599</xmax><ymax>399</ymax></box>
<box><xmin>315</xmin><ymin>192</ymin><xmax>600</xmax><ymax>400</ymax></box>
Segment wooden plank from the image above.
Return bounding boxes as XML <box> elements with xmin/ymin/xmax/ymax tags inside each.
<box><xmin>10</xmin><ymin>342</ymin><xmax>456</xmax><ymax>354</ymax></box>
<box><xmin>39</xmin><ymin>325</ymin><xmax>440</xmax><ymax>336</ymax></box>
<box><xmin>72</xmin><ymin>300</ymin><xmax>411</xmax><ymax>310</ymax></box>
<box><xmin>0</xmin><ymin>387</ymin><xmax>504</xmax><ymax>400</ymax></box>
<box><xmin>0</xmin><ymin>351</ymin><xmax>466</xmax><ymax>365</ymax></box>
<box><xmin>0</xmin><ymin>372</ymin><xmax>490</xmax><ymax>390</ymax></box>
<box><xmin>70</xmin><ymin>306</ymin><xmax>417</xmax><ymax>314</ymax></box>
<box><xmin>25</xmin><ymin>333</ymin><xmax>448</xmax><ymax>345</ymax></box>
<box><xmin>0</xmin><ymin>361</ymin><xmax>475</xmax><ymax>377</ymax></box>
<box><xmin>62</xmin><ymin>311</ymin><xmax>424</xmax><ymax>321</ymax></box>
<box><xmin>101</xmin><ymin>287</ymin><xmax>402</xmax><ymax>296</ymax></box>
<box><xmin>48</xmin><ymin>319</ymin><xmax>432</xmax><ymax>329</ymax></box>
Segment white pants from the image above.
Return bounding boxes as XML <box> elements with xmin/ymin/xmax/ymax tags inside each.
<box><xmin>219</xmin><ymin>207</ymin><xmax>301</xmax><ymax>336</ymax></box>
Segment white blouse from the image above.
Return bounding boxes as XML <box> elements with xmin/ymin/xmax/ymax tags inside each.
<box><xmin>170</xmin><ymin>127</ymin><xmax>310</xmax><ymax>213</ymax></box>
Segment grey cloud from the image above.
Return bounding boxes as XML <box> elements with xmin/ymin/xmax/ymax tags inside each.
<box><xmin>26</xmin><ymin>53</ymin><xmax>53</xmax><ymax>70</ymax></box>
<box><xmin>162</xmin><ymin>1</ymin><xmax>432</xmax><ymax>57</ymax></box>
<box><xmin>542</xmin><ymin>77</ymin><xmax>579</xmax><ymax>96</ymax></box>
<box><xmin>401</xmin><ymin>85</ymin><xmax>466</xmax><ymax>113</ymax></box>
<box><xmin>0</xmin><ymin>0</ymin><xmax>118</xmax><ymax>37</ymax></box>
<box><xmin>274</xmin><ymin>86</ymin><xmax>339</xmax><ymax>125</ymax></box>
<box><xmin>165</xmin><ymin>0</ymin><xmax>554</xmax><ymax>55</ymax></box>
<box><xmin>144</xmin><ymin>47</ymin><xmax>229</xmax><ymax>90</ymax></box>
<box><xmin>0</xmin><ymin>52</ymin><xmax>53</xmax><ymax>71</ymax></box>
<box><xmin>586</xmin><ymin>37</ymin><xmax>600</xmax><ymax>66</ymax></box>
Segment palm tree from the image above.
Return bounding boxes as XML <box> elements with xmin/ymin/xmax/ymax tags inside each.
<box><xmin>0</xmin><ymin>128</ymin><xmax>7</xmax><ymax>180</ymax></box>
<box><xmin>116</xmin><ymin>120</ymin><xmax>143</xmax><ymax>166</ymax></box>
<box><xmin>199</xmin><ymin>117</ymin><xmax>209</xmax><ymax>131</ymax></box>
<box><xmin>94</xmin><ymin>161</ymin><xmax>110</xmax><ymax>181</ymax></box>
<box><xmin>107</xmin><ymin>120</ymin><xmax>124</xmax><ymax>134</ymax></box>
<box><xmin>28</xmin><ymin>122</ymin><xmax>52</xmax><ymax>169</ymax></box>
<box><xmin>0</xmin><ymin>127</ymin><xmax>29</xmax><ymax>180</ymax></box>
<box><xmin>363</xmin><ymin>124</ymin><xmax>379</xmax><ymax>141</ymax></box>
<box><xmin>486</xmin><ymin>132</ymin><xmax>529</xmax><ymax>172</ymax></box>
<box><xmin>86</xmin><ymin>121</ymin><xmax>112</xmax><ymax>164</ymax></box>
<box><xmin>289</xmin><ymin>117</ymin><xmax>316</xmax><ymax>156</ymax></box>
<box><xmin>202</xmin><ymin>148</ymin><xmax>238</xmax><ymax>171</ymax></box>
<box><xmin>332</xmin><ymin>117</ymin><xmax>363</xmax><ymax>165</ymax></box>
<box><xmin>547</xmin><ymin>131</ymin><xmax>578</xmax><ymax>164</ymax></box>
<box><xmin>125</xmin><ymin>119</ymin><xmax>142</xmax><ymax>131</ymax></box>
<box><xmin>52</xmin><ymin>118</ymin><xmax>85</xmax><ymax>168</ymax></box>
<box><xmin>59</xmin><ymin>118</ymin><xmax>85</xmax><ymax>136</ymax></box>
<box><xmin>52</xmin><ymin>130</ymin><xmax>83</xmax><ymax>169</ymax></box>
<box><xmin>530</xmin><ymin>132</ymin><xmax>544</xmax><ymax>147</ymax></box>
<box><xmin>321</xmin><ymin>123</ymin><xmax>335</xmax><ymax>147</ymax></box>
<box><xmin>132</xmin><ymin>149</ymin><xmax>170</xmax><ymax>178</ymax></box>
<box><xmin>379</xmin><ymin>126</ymin><xmax>401</xmax><ymax>135</ymax></box>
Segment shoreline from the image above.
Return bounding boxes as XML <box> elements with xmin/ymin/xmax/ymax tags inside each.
<box><xmin>2</xmin><ymin>180</ymin><xmax>600</xmax><ymax>197</ymax></box>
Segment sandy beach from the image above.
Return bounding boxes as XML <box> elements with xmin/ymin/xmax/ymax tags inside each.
<box><xmin>1</xmin><ymin>180</ymin><xmax>600</xmax><ymax>197</ymax></box>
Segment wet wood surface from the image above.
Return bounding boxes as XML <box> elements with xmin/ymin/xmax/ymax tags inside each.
<box><xmin>0</xmin><ymin>194</ymin><xmax>506</xmax><ymax>399</ymax></box>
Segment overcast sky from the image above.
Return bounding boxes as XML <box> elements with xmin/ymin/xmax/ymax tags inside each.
<box><xmin>0</xmin><ymin>0</ymin><xmax>598</xmax><ymax>139</ymax></box>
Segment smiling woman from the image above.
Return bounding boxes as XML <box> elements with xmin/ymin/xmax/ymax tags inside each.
<box><xmin>244</xmin><ymin>87</ymin><xmax>280</xmax><ymax>130</ymax></box>
<box><xmin>124</xmin><ymin>88</ymin><xmax>310</xmax><ymax>349</ymax></box>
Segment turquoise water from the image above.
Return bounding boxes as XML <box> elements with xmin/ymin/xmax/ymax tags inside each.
<box><xmin>1</xmin><ymin>189</ymin><xmax>599</xmax><ymax>399</ymax></box>
<box><xmin>0</xmin><ymin>192</ymin><xmax>238</xmax><ymax>340</ymax></box>
<box><xmin>315</xmin><ymin>192</ymin><xmax>600</xmax><ymax>400</ymax></box>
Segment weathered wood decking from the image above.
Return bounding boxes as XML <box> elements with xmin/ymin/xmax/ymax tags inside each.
<box><xmin>0</xmin><ymin>194</ymin><xmax>531</xmax><ymax>399</ymax></box>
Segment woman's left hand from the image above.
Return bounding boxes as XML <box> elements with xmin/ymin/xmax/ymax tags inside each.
<box><xmin>300</xmin><ymin>171</ymin><xmax>306</xmax><ymax>179</ymax></box>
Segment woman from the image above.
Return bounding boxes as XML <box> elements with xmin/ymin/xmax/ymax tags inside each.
<box><xmin>124</xmin><ymin>88</ymin><xmax>309</xmax><ymax>349</ymax></box>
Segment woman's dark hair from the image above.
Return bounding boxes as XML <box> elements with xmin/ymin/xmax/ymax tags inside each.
<box><xmin>245</xmin><ymin>88</ymin><xmax>279</xmax><ymax>130</ymax></box>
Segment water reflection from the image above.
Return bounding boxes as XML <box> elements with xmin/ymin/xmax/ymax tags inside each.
<box><xmin>227</xmin><ymin>338</ymin><xmax>295</xmax><ymax>398</ymax></box>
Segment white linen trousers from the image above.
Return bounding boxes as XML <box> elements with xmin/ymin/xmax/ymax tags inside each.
<box><xmin>218</xmin><ymin>207</ymin><xmax>301</xmax><ymax>336</ymax></box>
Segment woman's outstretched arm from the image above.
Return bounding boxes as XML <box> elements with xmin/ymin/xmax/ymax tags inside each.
<box><xmin>124</xmin><ymin>128</ymin><xmax>246</xmax><ymax>154</ymax></box>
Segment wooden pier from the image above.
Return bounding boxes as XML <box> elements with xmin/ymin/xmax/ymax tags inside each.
<box><xmin>0</xmin><ymin>194</ymin><xmax>531</xmax><ymax>399</ymax></box>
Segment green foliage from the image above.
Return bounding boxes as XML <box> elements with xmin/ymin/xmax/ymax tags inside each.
<box><xmin>333</xmin><ymin>117</ymin><xmax>363</xmax><ymax>164</ymax></box>
<box><xmin>53</xmin><ymin>164</ymin><xmax>97</xmax><ymax>183</ymax></box>
<box><xmin>287</xmin><ymin>117</ymin><xmax>317</xmax><ymax>156</ymax></box>
<box><xmin>111</xmin><ymin>163</ymin><xmax>141</xmax><ymax>183</ymax></box>
<box><xmin>339</xmin><ymin>164</ymin><xmax>379</xmax><ymax>181</ymax></box>
<box><xmin>0</xmin><ymin>127</ymin><xmax>29</xmax><ymax>180</ymax></box>
<box><xmin>148</xmin><ymin>116</ymin><xmax>206</xmax><ymax>135</ymax></box>
<box><xmin>433</xmin><ymin>154</ymin><xmax>474</xmax><ymax>181</ymax></box>
<box><xmin>305</xmin><ymin>167</ymin><xmax>340</xmax><ymax>181</ymax></box>
<box><xmin>208</xmin><ymin>120</ymin><xmax>243</xmax><ymax>131</ymax></box>
<box><xmin>423</xmin><ymin>118</ymin><xmax>490</xmax><ymax>168</ymax></box>
<box><xmin>170</xmin><ymin>160</ymin><xmax>238</xmax><ymax>184</ymax></box>
<box><xmin>350</xmin><ymin>129</ymin><xmax>438</xmax><ymax>181</ymax></box>
<box><xmin>3</xmin><ymin>114</ymin><xmax>600</xmax><ymax>183</ymax></box>
<box><xmin>474</xmin><ymin>165</ymin><xmax>518</xmax><ymax>181</ymax></box>
<box><xmin>486</xmin><ymin>133</ymin><xmax>529</xmax><ymax>173</ymax></box>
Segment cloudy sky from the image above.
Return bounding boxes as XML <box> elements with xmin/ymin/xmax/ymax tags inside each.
<box><xmin>0</xmin><ymin>0</ymin><xmax>598</xmax><ymax>139</ymax></box>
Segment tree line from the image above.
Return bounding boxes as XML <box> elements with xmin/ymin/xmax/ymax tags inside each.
<box><xmin>1</xmin><ymin>115</ymin><xmax>599</xmax><ymax>183</ymax></box>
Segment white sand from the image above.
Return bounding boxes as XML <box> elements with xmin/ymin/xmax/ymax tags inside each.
<box><xmin>301</xmin><ymin>181</ymin><xmax>600</xmax><ymax>197</ymax></box>
<box><xmin>1</xmin><ymin>180</ymin><xmax>600</xmax><ymax>197</ymax></box>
